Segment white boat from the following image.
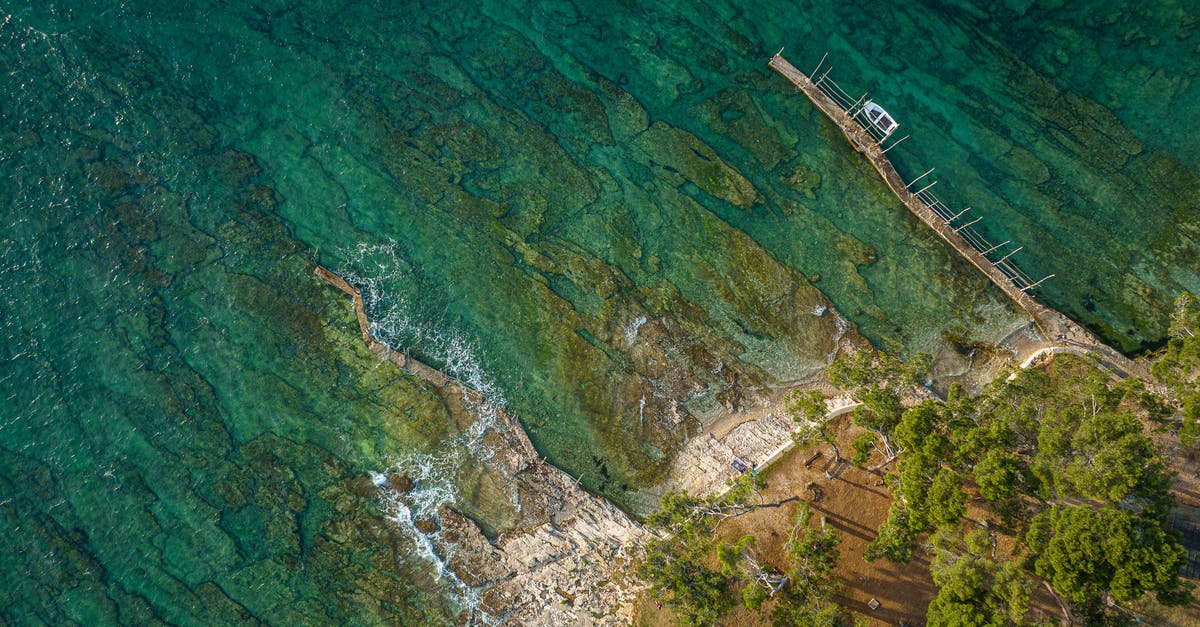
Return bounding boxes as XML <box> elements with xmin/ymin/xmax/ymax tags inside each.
<box><xmin>861</xmin><ymin>101</ymin><xmax>898</xmax><ymax>138</ymax></box>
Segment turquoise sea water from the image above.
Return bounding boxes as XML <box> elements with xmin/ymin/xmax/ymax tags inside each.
<box><xmin>2</xmin><ymin>1</ymin><xmax>1198</xmax><ymax>623</ymax></box>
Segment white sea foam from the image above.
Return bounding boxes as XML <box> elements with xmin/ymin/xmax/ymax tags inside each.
<box><xmin>826</xmin><ymin>314</ymin><xmax>850</xmax><ymax>364</ymax></box>
<box><xmin>624</xmin><ymin>315</ymin><xmax>647</xmax><ymax>342</ymax></box>
<box><xmin>341</xmin><ymin>241</ymin><xmax>521</xmax><ymax>624</ymax></box>
<box><xmin>369</xmin><ymin>471</ymin><xmax>450</xmax><ymax>573</ymax></box>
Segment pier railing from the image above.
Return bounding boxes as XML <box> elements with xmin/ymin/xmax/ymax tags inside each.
<box><xmin>794</xmin><ymin>53</ymin><xmax>1052</xmax><ymax>294</ymax></box>
<box><xmin>768</xmin><ymin>51</ymin><xmax>1149</xmax><ymax>381</ymax></box>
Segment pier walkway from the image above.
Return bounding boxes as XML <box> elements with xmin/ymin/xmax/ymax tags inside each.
<box><xmin>768</xmin><ymin>53</ymin><xmax>1148</xmax><ymax>380</ymax></box>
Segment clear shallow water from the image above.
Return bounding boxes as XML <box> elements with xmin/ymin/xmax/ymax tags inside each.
<box><xmin>1</xmin><ymin>0</ymin><xmax>1197</xmax><ymax>622</ymax></box>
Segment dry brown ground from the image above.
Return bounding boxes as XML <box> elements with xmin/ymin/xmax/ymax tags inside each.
<box><xmin>746</xmin><ymin>436</ymin><xmax>935</xmax><ymax>626</ymax></box>
<box><xmin>635</xmin><ymin>362</ymin><xmax>1200</xmax><ymax>626</ymax></box>
<box><xmin>633</xmin><ymin>416</ymin><xmax>1085</xmax><ymax>626</ymax></box>
<box><xmin>635</xmin><ymin>418</ymin><xmax>935</xmax><ymax>626</ymax></box>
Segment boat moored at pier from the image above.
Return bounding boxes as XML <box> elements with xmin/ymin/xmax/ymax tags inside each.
<box><xmin>861</xmin><ymin>100</ymin><xmax>898</xmax><ymax>138</ymax></box>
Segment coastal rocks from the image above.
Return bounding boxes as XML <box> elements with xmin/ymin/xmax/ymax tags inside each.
<box><xmin>440</xmin><ymin>473</ymin><xmax>649</xmax><ymax>625</ymax></box>
<box><xmin>632</xmin><ymin>121</ymin><xmax>761</xmax><ymax>210</ymax></box>
<box><xmin>373</xmin><ymin>402</ymin><xmax>652</xmax><ymax>626</ymax></box>
<box><xmin>689</xmin><ymin>88</ymin><xmax>790</xmax><ymax>170</ymax></box>
<box><xmin>414</xmin><ymin>518</ymin><xmax>439</xmax><ymax>534</ymax></box>
<box><xmin>661</xmin><ymin>386</ymin><xmax>866</xmax><ymax>501</ymax></box>
<box><xmin>387</xmin><ymin>474</ymin><xmax>415</xmax><ymax>493</ymax></box>
<box><xmin>322</xmin><ymin>265</ymin><xmax>652</xmax><ymax>623</ymax></box>
<box><xmin>664</xmin><ymin>408</ymin><xmax>797</xmax><ymax>499</ymax></box>
<box><xmin>783</xmin><ymin>165</ymin><xmax>822</xmax><ymax>200</ymax></box>
<box><xmin>455</xmin><ymin>420</ymin><xmax>651</xmax><ymax>625</ymax></box>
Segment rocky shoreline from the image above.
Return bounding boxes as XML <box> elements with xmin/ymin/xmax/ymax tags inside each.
<box><xmin>409</xmin><ymin>384</ymin><xmax>653</xmax><ymax>625</ymax></box>
<box><xmin>316</xmin><ymin>261</ymin><xmax>867</xmax><ymax>624</ymax></box>
<box><xmin>315</xmin><ymin>263</ymin><xmax>1082</xmax><ymax>624</ymax></box>
<box><xmin>317</xmin><ymin>265</ymin><xmax>652</xmax><ymax>624</ymax></box>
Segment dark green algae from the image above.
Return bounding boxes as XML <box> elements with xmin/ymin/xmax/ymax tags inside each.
<box><xmin>2</xmin><ymin>0</ymin><xmax>1199</xmax><ymax>623</ymax></box>
<box><xmin>793</xmin><ymin>0</ymin><xmax>1200</xmax><ymax>352</ymax></box>
<box><xmin>0</xmin><ymin>146</ymin><xmax>475</xmax><ymax>621</ymax></box>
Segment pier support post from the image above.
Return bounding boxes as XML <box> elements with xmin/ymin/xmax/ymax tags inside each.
<box><xmin>1020</xmin><ymin>275</ymin><xmax>1055</xmax><ymax>292</ymax></box>
<box><xmin>880</xmin><ymin>135</ymin><xmax>909</xmax><ymax>154</ymax></box>
<box><xmin>913</xmin><ymin>180</ymin><xmax>939</xmax><ymax>196</ymax></box>
<box><xmin>953</xmin><ymin>216</ymin><xmax>983</xmax><ymax>232</ymax></box>
<box><xmin>993</xmin><ymin>246</ymin><xmax>1022</xmax><ymax>265</ymax></box>
<box><xmin>905</xmin><ymin>167</ymin><xmax>935</xmax><ymax>189</ymax></box>
<box><xmin>980</xmin><ymin>240</ymin><xmax>1011</xmax><ymax>256</ymax></box>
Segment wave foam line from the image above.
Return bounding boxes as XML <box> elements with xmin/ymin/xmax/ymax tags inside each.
<box><xmin>315</xmin><ymin>249</ymin><xmax>531</xmax><ymax>624</ymax></box>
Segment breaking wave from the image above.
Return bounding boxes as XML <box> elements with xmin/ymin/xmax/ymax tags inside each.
<box><xmin>340</xmin><ymin>241</ymin><xmax>522</xmax><ymax>624</ymax></box>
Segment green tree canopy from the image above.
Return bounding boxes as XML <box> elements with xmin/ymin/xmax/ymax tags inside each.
<box><xmin>926</xmin><ymin>528</ymin><xmax>1030</xmax><ymax>627</ymax></box>
<box><xmin>773</xmin><ymin>504</ymin><xmax>852</xmax><ymax>626</ymax></box>
<box><xmin>787</xmin><ymin>388</ymin><xmax>844</xmax><ymax>462</ymax></box>
<box><xmin>639</xmin><ymin>474</ymin><xmax>796</xmax><ymax>625</ymax></box>
<box><xmin>823</xmin><ymin>350</ymin><xmax>1193</xmax><ymax>619</ymax></box>
<box><xmin>1153</xmin><ymin>292</ymin><xmax>1200</xmax><ymax>449</ymax></box>
<box><xmin>827</xmin><ymin>349</ymin><xmax>930</xmax><ymax>470</ymax></box>
<box><xmin>641</xmin><ymin>488</ymin><xmax>735</xmax><ymax>626</ymax></box>
<box><xmin>1026</xmin><ymin>505</ymin><xmax>1189</xmax><ymax>609</ymax></box>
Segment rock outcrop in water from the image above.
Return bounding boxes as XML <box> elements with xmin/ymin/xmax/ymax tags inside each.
<box><xmin>317</xmin><ymin>265</ymin><xmax>651</xmax><ymax>624</ymax></box>
<box><xmin>436</xmin><ymin>459</ymin><xmax>650</xmax><ymax>624</ymax></box>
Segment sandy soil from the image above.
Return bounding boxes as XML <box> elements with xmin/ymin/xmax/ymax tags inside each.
<box><xmin>704</xmin><ymin>376</ymin><xmax>851</xmax><ymax>431</ymax></box>
<box><xmin>635</xmin><ymin>413</ymin><xmax>1073</xmax><ymax>626</ymax></box>
<box><xmin>740</xmin><ymin>419</ymin><xmax>934</xmax><ymax>626</ymax></box>
<box><xmin>637</xmin><ymin>417</ymin><xmax>936</xmax><ymax>626</ymax></box>
<box><xmin>637</xmin><ymin>348</ymin><xmax>1200</xmax><ymax>626</ymax></box>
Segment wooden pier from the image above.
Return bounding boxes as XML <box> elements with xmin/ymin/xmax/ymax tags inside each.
<box><xmin>768</xmin><ymin>52</ymin><xmax>1147</xmax><ymax>380</ymax></box>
